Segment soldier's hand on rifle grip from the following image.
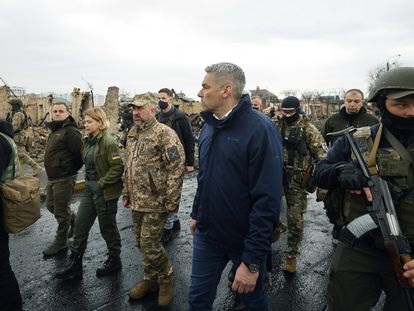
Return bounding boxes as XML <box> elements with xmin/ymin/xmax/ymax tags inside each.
<box><xmin>336</xmin><ymin>163</ymin><xmax>368</xmax><ymax>192</ymax></box>
<box><xmin>403</xmin><ymin>257</ymin><xmax>414</xmax><ymax>287</ymax></box>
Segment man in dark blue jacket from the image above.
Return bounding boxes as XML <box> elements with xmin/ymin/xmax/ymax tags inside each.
<box><xmin>188</xmin><ymin>62</ymin><xmax>283</xmax><ymax>311</ymax></box>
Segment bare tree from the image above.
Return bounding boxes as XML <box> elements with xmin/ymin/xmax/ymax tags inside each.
<box><xmin>281</xmin><ymin>89</ymin><xmax>299</xmax><ymax>97</ymax></box>
<box><xmin>82</xmin><ymin>78</ymin><xmax>94</xmax><ymax>105</ymax></box>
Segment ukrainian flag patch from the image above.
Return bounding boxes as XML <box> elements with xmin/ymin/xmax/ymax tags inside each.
<box><xmin>112</xmin><ymin>154</ymin><xmax>120</xmax><ymax>160</ymax></box>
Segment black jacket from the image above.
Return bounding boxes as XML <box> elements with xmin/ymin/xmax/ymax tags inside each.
<box><xmin>44</xmin><ymin>116</ymin><xmax>83</xmax><ymax>180</ymax></box>
<box><xmin>322</xmin><ymin>107</ymin><xmax>378</xmax><ymax>146</ymax></box>
<box><xmin>157</xmin><ymin>108</ymin><xmax>195</xmax><ymax>166</ymax></box>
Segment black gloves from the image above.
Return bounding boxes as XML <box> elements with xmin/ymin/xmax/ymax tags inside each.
<box><xmin>336</xmin><ymin>163</ymin><xmax>367</xmax><ymax>190</ymax></box>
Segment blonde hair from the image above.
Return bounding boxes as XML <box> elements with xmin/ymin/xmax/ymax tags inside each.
<box><xmin>84</xmin><ymin>107</ymin><xmax>109</xmax><ymax>131</ymax></box>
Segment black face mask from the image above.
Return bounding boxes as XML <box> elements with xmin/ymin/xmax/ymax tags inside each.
<box><xmin>158</xmin><ymin>100</ymin><xmax>168</xmax><ymax>110</ymax></box>
<box><xmin>284</xmin><ymin>112</ymin><xmax>299</xmax><ymax>124</ymax></box>
<box><xmin>382</xmin><ymin>109</ymin><xmax>414</xmax><ymax>132</ymax></box>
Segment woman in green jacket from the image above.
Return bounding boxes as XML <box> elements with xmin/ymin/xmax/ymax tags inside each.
<box><xmin>56</xmin><ymin>107</ymin><xmax>124</xmax><ymax>279</ymax></box>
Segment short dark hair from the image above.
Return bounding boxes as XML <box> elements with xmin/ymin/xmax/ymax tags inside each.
<box><xmin>158</xmin><ymin>88</ymin><xmax>174</xmax><ymax>98</ymax></box>
<box><xmin>345</xmin><ymin>89</ymin><xmax>364</xmax><ymax>99</ymax></box>
<box><xmin>52</xmin><ymin>101</ymin><xmax>70</xmax><ymax>112</ymax></box>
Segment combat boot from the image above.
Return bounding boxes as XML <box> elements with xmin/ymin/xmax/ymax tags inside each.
<box><xmin>129</xmin><ymin>280</ymin><xmax>158</xmax><ymax>300</ymax></box>
<box><xmin>55</xmin><ymin>252</ymin><xmax>83</xmax><ymax>279</ymax></box>
<box><xmin>158</xmin><ymin>279</ymin><xmax>174</xmax><ymax>307</ymax></box>
<box><xmin>96</xmin><ymin>256</ymin><xmax>122</xmax><ymax>277</ymax></box>
<box><xmin>67</xmin><ymin>212</ymin><xmax>76</xmax><ymax>239</ymax></box>
<box><xmin>172</xmin><ymin>219</ymin><xmax>181</xmax><ymax>232</ymax></box>
<box><xmin>283</xmin><ymin>257</ymin><xmax>297</xmax><ymax>273</ymax></box>
<box><xmin>42</xmin><ymin>237</ymin><xmax>68</xmax><ymax>257</ymax></box>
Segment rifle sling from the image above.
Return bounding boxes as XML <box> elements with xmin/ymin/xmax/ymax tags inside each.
<box><xmin>367</xmin><ymin>124</ymin><xmax>383</xmax><ymax>175</ymax></box>
<box><xmin>383</xmin><ymin>128</ymin><xmax>413</xmax><ymax>164</ymax></box>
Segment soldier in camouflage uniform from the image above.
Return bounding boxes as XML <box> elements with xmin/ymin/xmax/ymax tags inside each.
<box><xmin>315</xmin><ymin>67</ymin><xmax>414</xmax><ymax>310</ymax></box>
<box><xmin>122</xmin><ymin>96</ymin><xmax>185</xmax><ymax>307</ymax></box>
<box><xmin>273</xmin><ymin>96</ymin><xmax>327</xmax><ymax>273</ymax></box>
<box><xmin>6</xmin><ymin>99</ymin><xmax>42</xmax><ymax>175</ymax></box>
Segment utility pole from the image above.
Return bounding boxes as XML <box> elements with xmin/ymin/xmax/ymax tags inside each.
<box><xmin>386</xmin><ymin>54</ymin><xmax>401</xmax><ymax>71</ymax></box>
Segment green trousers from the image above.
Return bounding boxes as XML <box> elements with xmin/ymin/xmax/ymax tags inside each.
<box><xmin>46</xmin><ymin>176</ymin><xmax>76</xmax><ymax>240</ymax></box>
<box><xmin>328</xmin><ymin>238</ymin><xmax>413</xmax><ymax>311</ymax></box>
<box><xmin>70</xmin><ymin>181</ymin><xmax>121</xmax><ymax>258</ymax></box>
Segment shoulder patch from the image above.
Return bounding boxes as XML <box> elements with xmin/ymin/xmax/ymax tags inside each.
<box><xmin>167</xmin><ymin>146</ymin><xmax>180</xmax><ymax>161</ymax></box>
<box><xmin>111</xmin><ymin>154</ymin><xmax>120</xmax><ymax>161</ymax></box>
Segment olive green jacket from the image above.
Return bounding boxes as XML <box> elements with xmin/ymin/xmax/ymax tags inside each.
<box><xmin>84</xmin><ymin>131</ymin><xmax>124</xmax><ymax>201</ymax></box>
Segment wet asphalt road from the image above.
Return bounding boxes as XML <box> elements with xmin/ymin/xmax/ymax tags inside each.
<box><xmin>9</xmin><ymin>170</ymin><xmax>384</xmax><ymax>311</ymax></box>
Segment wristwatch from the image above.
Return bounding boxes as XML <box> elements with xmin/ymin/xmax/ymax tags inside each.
<box><xmin>245</xmin><ymin>262</ymin><xmax>260</xmax><ymax>273</ymax></box>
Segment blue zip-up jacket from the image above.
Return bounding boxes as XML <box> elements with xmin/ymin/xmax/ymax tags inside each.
<box><xmin>191</xmin><ymin>95</ymin><xmax>283</xmax><ymax>265</ymax></box>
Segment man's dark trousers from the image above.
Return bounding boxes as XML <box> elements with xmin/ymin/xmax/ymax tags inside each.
<box><xmin>188</xmin><ymin>229</ymin><xmax>268</xmax><ymax>311</ymax></box>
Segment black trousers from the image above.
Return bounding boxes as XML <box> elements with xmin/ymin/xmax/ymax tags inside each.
<box><xmin>328</xmin><ymin>237</ymin><xmax>413</xmax><ymax>311</ymax></box>
<box><xmin>0</xmin><ymin>202</ymin><xmax>22</xmax><ymax>311</ymax></box>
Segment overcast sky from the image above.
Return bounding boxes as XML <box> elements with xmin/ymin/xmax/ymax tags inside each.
<box><xmin>1</xmin><ymin>0</ymin><xmax>413</xmax><ymax>99</ymax></box>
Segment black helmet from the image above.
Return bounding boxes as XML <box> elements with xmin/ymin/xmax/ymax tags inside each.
<box><xmin>8</xmin><ymin>98</ymin><xmax>23</xmax><ymax>107</ymax></box>
<box><xmin>281</xmin><ymin>96</ymin><xmax>300</xmax><ymax>109</ymax></box>
<box><xmin>368</xmin><ymin>67</ymin><xmax>414</xmax><ymax>102</ymax></box>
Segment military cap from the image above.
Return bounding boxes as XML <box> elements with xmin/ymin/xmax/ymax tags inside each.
<box><xmin>129</xmin><ymin>94</ymin><xmax>155</xmax><ymax>107</ymax></box>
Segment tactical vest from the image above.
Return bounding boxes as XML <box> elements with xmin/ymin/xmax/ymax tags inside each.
<box><xmin>280</xmin><ymin>116</ymin><xmax>310</xmax><ymax>170</ymax></box>
<box><xmin>0</xmin><ymin>132</ymin><xmax>19</xmax><ymax>183</ymax></box>
<box><xmin>343</xmin><ymin>128</ymin><xmax>414</xmax><ymax>243</ymax></box>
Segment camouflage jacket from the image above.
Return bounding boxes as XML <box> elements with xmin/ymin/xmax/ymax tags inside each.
<box><xmin>273</xmin><ymin>115</ymin><xmax>327</xmax><ymax>171</ymax></box>
<box><xmin>10</xmin><ymin>111</ymin><xmax>27</xmax><ymax>145</ymax></box>
<box><xmin>123</xmin><ymin>117</ymin><xmax>185</xmax><ymax>213</ymax></box>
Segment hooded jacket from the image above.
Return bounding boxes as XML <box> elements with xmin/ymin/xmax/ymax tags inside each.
<box><xmin>44</xmin><ymin>116</ymin><xmax>83</xmax><ymax>180</ymax></box>
<box><xmin>157</xmin><ymin>107</ymin><xmax>195</xmax><ymax>167</ymax></box>
<box><xmin>191</xmin><ymin>94</ymin><xmax>283</xmax><ymax>265</ymax></box>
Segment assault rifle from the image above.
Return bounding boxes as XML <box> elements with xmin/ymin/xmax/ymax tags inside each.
<box><xmin>328</xmin><ymin>126</ymin><xmax>414</xmax><ymax>310</ymax></box>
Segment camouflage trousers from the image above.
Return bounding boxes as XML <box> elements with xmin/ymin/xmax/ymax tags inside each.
<box><xmin>16</xmin><ymin>145</ymin><xmax>40</xmax><ymax>172</ymax></box>
<box><xmin>285</xmin><ymin>182</ymin><xmax>307</xmax><ymax>259</ymax></box>
<box><xmin>132</xmin><ymin>211</ymin><xmax>173</xmax><ymax>284</ymax></box>
<box><xmin>46</xmin><ymin>176</ymin><xmax>76</xmax><ymax>240</ymax></box>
